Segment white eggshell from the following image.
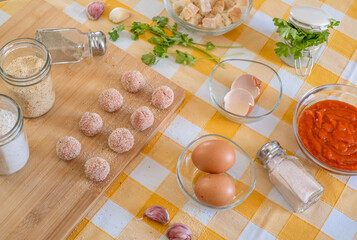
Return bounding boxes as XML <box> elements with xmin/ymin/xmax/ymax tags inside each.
<box><xmin>224</xmin><ymin>88</ymin><xmax>255</xmax><ymax>116</ymax></box>
<box><xmin>231</xmin><ymin>74</ymin><xmax>262</xmax><ymax>99</ymax></box>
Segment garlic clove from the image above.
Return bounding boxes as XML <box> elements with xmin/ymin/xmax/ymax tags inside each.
<box><xmin>109</xmin><ymin>7</ymin><xmax>131</xmax><ymax>23</ymax></box>
<box><xmin>166</xmin><ymin>223</ymin><xmax>192</xmax><ymax>240</ymax></box>
<box><xmin>143</xmin><ymin>205</ymin><xmax>170</xmax><ymax>225</ymax></box>
<box><xmin>86</xmin><ymin>1</ymin><xmax>105</xmax><ymax>21</ymax></box>
<box><xmin>231</xmin><ymin>74</ymin><xmax>262</xmax><ymax>99</ymax></box>
<box><xmin>224</xmin><ymin>88</ymin><xmax>255</xmax><ymax>116</ymax></box>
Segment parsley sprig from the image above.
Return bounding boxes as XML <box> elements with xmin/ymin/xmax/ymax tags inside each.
<box><xmin>108</xmin><ymin>16</ymin><xmax>243</xmax><ymax>66</ymax></box>
<box><xmin>170</xmin><ymin>50</ymin><xmax>243</xmax><ymax>66</ymax></box>
<box><xmin>273</xmin><ymin>18</ymin><xmax>339</xmax><ymax>59</ymax></box>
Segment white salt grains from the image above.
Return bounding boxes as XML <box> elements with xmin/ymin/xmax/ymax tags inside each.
<box><xmin>0</xmin><ymin>109</ymin><xmax>29</xmax><ymax>175</ymax></box>
<box><xmin>0</xmin><ymin>109</ymin><xmax>17</xmax><ymax>136</ymax></box>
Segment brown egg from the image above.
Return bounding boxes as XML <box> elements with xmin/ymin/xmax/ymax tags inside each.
<box><xmin>194</xmin><ymin>174</ymin><xmax>236</xmax><ymax>207</ymax></box>
<box><xmin>192</xmin><ymin>140</ymin><xmax>235</xmax><ymax>173</ymax></box>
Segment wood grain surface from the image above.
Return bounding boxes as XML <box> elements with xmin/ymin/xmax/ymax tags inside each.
<box><xmin>0</xmin><ymin>0</ymin><xmax>185</xmax><ymax>239</ymax></box>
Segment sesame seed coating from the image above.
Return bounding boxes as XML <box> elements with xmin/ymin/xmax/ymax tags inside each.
<box><xmin>84</xmin><ymin>157</ymin><xmax>110</xmax><ymax>182</ymax></box>
<box><xmin>151</xmin><ymin>86</ymin><xmax>174</xmax><ymax>109</ymax></box>
<box><xmin>79</xmin><ymin>112</ymin><xmax>103</xmax><ymax>136</ymax></box>
<box><xmin>56</xmin><ymin>136</ymin><xmax>81</xmax><ymax>161</ymax></box>
<box><xmin>130</xmin><ymin>106</ymin><xmax>154</xmax><ymax>131</ymax></box>
<box><xmin>99</xmin><ymin>88</ymin><xmax>123</xmax><ymax>112</ymax></box>
<box><xmin>108</xmin><ymin>128</ymin><xmax>134</xmax><ymax>153</ymax></box>
<box><xmin>121</xmin><ymin>70</ymin><xmax>145</xmax><ymax>93</ymax></box>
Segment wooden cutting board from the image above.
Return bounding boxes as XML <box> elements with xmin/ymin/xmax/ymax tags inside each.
<box><xmin>0</xmin><ymin>0</ymin><xmax>185</xmax><ymax>239</ymax></box>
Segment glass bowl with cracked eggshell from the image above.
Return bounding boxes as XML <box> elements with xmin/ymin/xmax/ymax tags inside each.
<box><xmin>177</xmin><ymin>134</ymin><xmax>257</xmax><ymax>210</ymax></box>
<box><xmin>164</xmin><ymin>0</ymin><xmax>252</xmax><ymax>36</ymax></box>
<box><xmin>293</xmin><ymin>84</ymin><xmax>357</xmax><ymax>176</ymax></box>
<box><xmin>209</xmin><ymin>59</ymin><xmax>283</xmax><ymax>123</ymax></box>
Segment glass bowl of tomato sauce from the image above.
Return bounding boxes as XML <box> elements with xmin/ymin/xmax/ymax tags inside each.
<box><xmin>293</xmin><ymin>84</ymin><xmax>357</xmax><ymax>175</ymax></box>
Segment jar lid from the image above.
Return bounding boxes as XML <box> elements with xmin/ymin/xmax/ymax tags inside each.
<box><xmin>289</xmin><ymin>6</ymin><xmax>331</xmax><ymax>32</ymax></box>
<box><xmin>256</xmin><ymin>141</ymin><xmax>282</xmax><ymax>165</ymax></box>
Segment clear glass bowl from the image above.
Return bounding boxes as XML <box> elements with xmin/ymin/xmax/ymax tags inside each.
<box><xmin>293</xmin><ymin>84</ymin><xmax>357</xmax><ymax>175</ymax></box>
<box><xmin>209</xmin><ymin>59</ymin><xmax>283</xmax><ymax>123</ymax></box>
<box><xmin>177</xmin><ymin>134</ymin><xmax>257</xmax><ymax>210</ymax></box>
<box><xmin>164</xmin><ymin>0</ymin><xmax>253</xmax><ymax>36</ymax></box>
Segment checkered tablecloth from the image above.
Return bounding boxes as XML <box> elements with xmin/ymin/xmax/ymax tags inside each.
<box><xmin>1</xmin><ymin>0</ymin><xmax>357</xmax><ymax>239</ymax></box>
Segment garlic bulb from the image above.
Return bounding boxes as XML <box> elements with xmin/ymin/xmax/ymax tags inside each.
<box><xmin>166</xmin><ymin>223</ymin><xmax>192</xmax><ymax>240</ymax></box>
<box><xmin>143</xmin><ymin>205</ymin><xmax>170</xmax><ymax>225</ymax></box>
<box><xmin>86</xmin><ymin>1</ymin><xmax>105</xmax><ymax>21</ymax></box>
<box><xmin>109</xmin><ymin>7</ymin><xmax>131</xmax><ymax>23</ymax></box>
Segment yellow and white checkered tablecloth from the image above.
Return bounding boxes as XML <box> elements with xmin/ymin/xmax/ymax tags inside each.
<box><xmin>1</xmin><ymin>0</ymin><xmax>357</xmax><ymax>239</ymax></box>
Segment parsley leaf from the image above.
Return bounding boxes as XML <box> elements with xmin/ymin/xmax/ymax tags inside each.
<box><xmin>273</xmin><ymin>17</ymin><xmax>339</xmax><ymax>59</ymax></box>
<box><xmin>179</xmin><ymin>33</ymin><xmax>193</xmax><ymax>46</ymax></box>
<box><xmin>148</xmin><ymin>36</ymin><xmax>162</xmax><ymax>45</ymax></box>
<box><xmin>152</xmin><ymin>16</ymin><xmax>168</xmax><ymax>28</ymax></box>
<box><xmin>173</xmin><ymin>23</ymin><xmax>178</xmax><ymax>30</ymax></box>
<box><xmin>206</xmin><ymin>41</ymin><xmax>216</xmax><ymax>51</ymax></box>
<box><xmin>108</xmin><ymin>30</ymin><xmax>119</xmax><ymax>41</ymax></box>
<box><xmin>130</xmin><ymin>22</ymin><xmax>150</xmax><ymax>40</ymax></box>
<box><xmin>109</xmin><ymin>16</ymin><xmax>243</xmax><ymax>66</ymax></box>
<box><xmin>175</xmin><ymin>50</ymin><xmax>196</xmax><ymax>66</ymax></box>
<box><xmin>150</xmin><ymin>25</ymin><xmax>165</xmax><ymax>36</ymax></box>
<box><xmin>108</xmin><ymin>24</ymin><xmax>125</xmax><ymax>41</ymax></box>
<box><xmin>275</xmin><ymin>42</ymin><xmax>290</xmax><ymax>57</ymax></box>
<box><xmin>141</xmin><ymin>53</ymin><xmax>156</xmax><ymax>66</ymax></box>
<box><xmin>329</xmin><ymin>19</ymin><xmax>340</xmax><ymax>28</ymax></box>
<box><xmin>131</xmin><ymin>34</ymin><xmax>139</xmax><ymax>40</ymax></box>
<box><xmin>153</xmin><ymin>45</ymin><xmax>168</xmax><ymax>58</ymax></box>
<box><xmin>114</xmin><ymin>24</ymin><xmax>125</xmax><ymax>32</ymax></box>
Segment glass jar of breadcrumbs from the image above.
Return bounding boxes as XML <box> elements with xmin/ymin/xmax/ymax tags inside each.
<box><xmin>0</xmin><ymin>38</ymin><xmax>55</xmax><ymax>118</ymax></box>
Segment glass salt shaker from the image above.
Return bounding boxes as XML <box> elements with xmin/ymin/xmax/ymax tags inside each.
<box><xmin>280</xmin><ymin>6</ymin><xmax>331</xmax><ymax>77</ymax></box>
<box><xmin>36</xmin><ymin>28</ymin><xmax>106</xmax><ymax>64</ymax></box>
<box><xmin>257</xmin><ymin>141</ymin><xmax>324</xmax><ymax>213</ymax></box>
<box><xmin>0</xmin><ymin>94</ymin><xmax>30</xmax><ymax>175</ymax></box>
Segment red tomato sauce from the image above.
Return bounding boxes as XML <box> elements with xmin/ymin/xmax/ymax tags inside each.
<box><xmin>298</xmin><ymin>100</ymin><xmax>357</xmax><ymax>171</ymax></box>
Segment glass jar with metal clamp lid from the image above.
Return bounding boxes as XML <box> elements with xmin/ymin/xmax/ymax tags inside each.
<box><xmin>279</xmin><ymin>6</ymin><xmax>333</xmax><ymax>77</ymax></box>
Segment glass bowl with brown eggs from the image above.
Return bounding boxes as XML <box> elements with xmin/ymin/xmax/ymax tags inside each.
<box><xmin>177</xmin><ymin>134</ymin><xmax>257</xmax><ymax>209</ymax></box>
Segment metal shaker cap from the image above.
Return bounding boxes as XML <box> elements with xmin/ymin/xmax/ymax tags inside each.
<box><xmin>89</xmin><ymin>31</ymin><xmax>106</xmax><ymax>56</ymax></box>
<box><xmin>256</xmin><ymin>141</ymin><xmax>282</xmax><ymax>165</ymax></box>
